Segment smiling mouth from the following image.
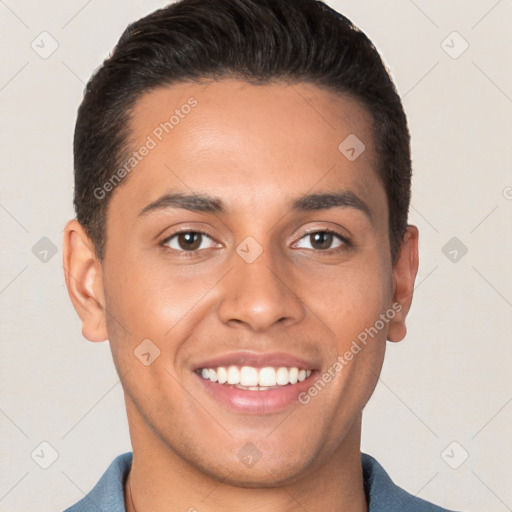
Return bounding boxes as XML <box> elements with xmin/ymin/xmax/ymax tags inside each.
<box><xmin>195</xmin><ymin>365</ymin><xmax>313</xmax><ymax>391</ymax></box>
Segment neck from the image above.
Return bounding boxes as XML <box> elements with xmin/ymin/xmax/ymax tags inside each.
<box><xmin>124</xmin><ymin>408</ymin><xmax>367</xmax><ymax>512</ymax></box>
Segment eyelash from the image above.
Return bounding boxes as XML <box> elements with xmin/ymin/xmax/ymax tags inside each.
<box><xmin>294</xmin><ymin>228</ymin><xmax>351</xmax><ymax>253</ymax></box>
<box><xmin>159</xmin><ymin>228</ymin><xmax>351</xmax><ymax>257</ymax></box>
<box><xmin>160</xmin><ymin>229</ymin><xmax>219</xmax><ymax>258</ymax></box>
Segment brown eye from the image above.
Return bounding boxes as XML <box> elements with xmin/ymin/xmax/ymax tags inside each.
<box><xmin>294</xmin><ymin>230</ymin><xmax>345</xmax><ymax>251</ymax></box>
<box><xmin>163</xmin><ymin>232</ymin><xmax>216</xmax><ymax>252</ymax></box>
<box><xmin>310</xmin><ymin>232</ymin><xmax>333</xmax><ymax>250</ymax></box>
<box><xmin>177</xmin><ymin>232</ymin><xmax>202</xmax><ymax>250</ymax></box>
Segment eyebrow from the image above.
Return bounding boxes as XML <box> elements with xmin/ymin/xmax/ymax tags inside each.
<box><xmin>290</xmin><ymin>190</ymin><xmax>371</xmax><ymax>220</ymax></box>
<box><xmin>138</xmin><ymin>193</ymin><xmax>225</xmax><ymax>216</ymax></box>
<box><xmin>137</xmin><ymin>189</ymin><xmax>372</xmax><ymax>221</ymax></box>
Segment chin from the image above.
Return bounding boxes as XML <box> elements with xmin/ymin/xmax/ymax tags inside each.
<box><xmin>200</xmin><ymin>457</ymin><xmax>312</xmax><ymax>488</ymax></box>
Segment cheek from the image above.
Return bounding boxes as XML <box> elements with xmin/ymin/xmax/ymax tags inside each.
<box><xmin>306</xmin><ymin>260</ymin><xmax>391</xmax><ymax>337</ymax></box>
<box><xmin>305</xmin><ymin>255</ymin><xmax>392</xmax><ymax>396</ymax></box>
<box><xmin>104</xmin><ymin>255</ymin><xmax>211</xmax><ymax>335</ymax></box>
<box><xmin>102</xmin><ymin>254</ymin><xmax>229</xmax><ymax>380</ymax></box>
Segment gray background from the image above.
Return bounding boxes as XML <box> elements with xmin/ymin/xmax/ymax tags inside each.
<box><xmin>1</xmin><ymin>1</ymin><xmax>511</xmax><ymax>510</ymax></box>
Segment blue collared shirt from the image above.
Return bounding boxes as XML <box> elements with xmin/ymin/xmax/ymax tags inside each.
<box><xmin>63</xmin><ymin>452</ymin><xmax>460</xmax><ymax>511</ymax></box>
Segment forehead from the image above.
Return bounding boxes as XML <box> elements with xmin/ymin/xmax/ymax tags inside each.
<box><xmin>112</xmin><ymin>79</ymin><xmax>386</xmax><ymax>222</ymax></box>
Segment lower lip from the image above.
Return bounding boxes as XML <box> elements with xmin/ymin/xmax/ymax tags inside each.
<box><xmin>195</xmin><ymin>372</ymin><xmax>317</xmax><ymax>415</ymax></box>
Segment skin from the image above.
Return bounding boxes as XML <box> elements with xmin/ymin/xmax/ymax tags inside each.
<box><xmin>63</xmin><ymin>79</ymin><xmax>419</xmax><ymax>512</ymax></box>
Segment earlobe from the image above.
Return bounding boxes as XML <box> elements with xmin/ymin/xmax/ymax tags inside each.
<box><xmin>387</xmin><ymin>225</ymin><xmax>419</xmax><ymax>343</ymax></box>
<box><xmin>62</xmin><ymin>219</ymin><xmax>108</xmax><ymax>342</ymax></box>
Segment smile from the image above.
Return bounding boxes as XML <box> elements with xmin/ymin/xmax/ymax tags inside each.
<box><xmin>196</xmin><ymin>365</ymin><xmax>313</xmax><ymax>390</ymax></box>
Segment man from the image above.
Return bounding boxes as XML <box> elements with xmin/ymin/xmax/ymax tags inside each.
<box><xmin>62</xmin><ymin>0</ymin><xmax>460</xmax><ymax>510</ymax></box>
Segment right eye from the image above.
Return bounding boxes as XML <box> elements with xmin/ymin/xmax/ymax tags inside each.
<box><xmin>161</xmin><ymin>231</ymin><xmax>218</xmax><ymax>252</ymax></box>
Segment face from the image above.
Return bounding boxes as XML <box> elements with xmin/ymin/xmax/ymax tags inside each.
<box><xmin>65</xmin><ymin>79</ymin><xmax>418</xmax><ymax>487</ymax></box>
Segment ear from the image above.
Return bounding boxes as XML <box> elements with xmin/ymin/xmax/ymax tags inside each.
<box><xmin>387</xmin><ymin>225</ymin><xmax>419</xmax><ymax>343</ymax></box>
<box><xmin>62</xmin><ymin>219</ymin><xmax>108</xmax><ymax>342</ymax></box>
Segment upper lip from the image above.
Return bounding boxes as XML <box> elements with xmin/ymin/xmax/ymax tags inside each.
<box><xmin>192</xmin><ymin>351</ymin><xmax>319</xmax><ymax>371</ymax></box>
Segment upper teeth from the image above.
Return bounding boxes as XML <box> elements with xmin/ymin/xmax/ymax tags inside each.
<box><xmin>199</xmin><ymin>366</ymin><xmax>312</xmax><ymax>387</ymax></box>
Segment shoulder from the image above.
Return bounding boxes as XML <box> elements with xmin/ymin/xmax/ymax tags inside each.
<box><xmin>62</xmin><ymin>452</ymin><xmax>132</xmax><ymax>512</ymax></box>
<box><xmin>362</xmin><ymin>453</ymin><xmax>462</xmax><ymax>512</ymax></box>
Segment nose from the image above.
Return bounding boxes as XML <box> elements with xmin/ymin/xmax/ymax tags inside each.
<box><xmin>217</xmin><ymin>247</ymin><xmax>306</xmax><ymax>332</ymax></box>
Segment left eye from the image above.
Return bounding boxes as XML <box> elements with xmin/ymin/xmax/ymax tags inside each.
<box><xmin>294</xmin><ymin>231</ymin><xmax>345</xmax><ymax>251</ymax></box>
<box><xmin>163</xmin><ymin>232</ymin><xmax>217</xmax><ymax>251</ymax></box>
